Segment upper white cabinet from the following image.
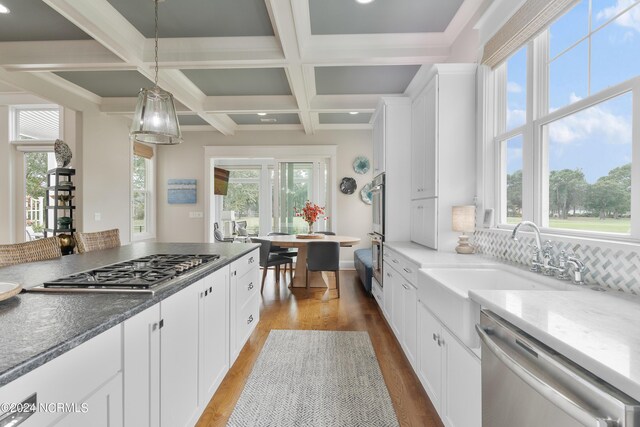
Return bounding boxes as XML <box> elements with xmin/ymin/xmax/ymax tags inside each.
<box><xmin>372</xmin><ymin>97</ymin><xmax>412</xmax><ymax>241</ymax></box>
<box><xmin>410</xmin><ymin>64</ymin><xmax>477</xmax><ymax>250</ymax></box>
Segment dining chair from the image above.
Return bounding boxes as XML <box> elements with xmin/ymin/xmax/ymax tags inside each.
<box><xmin>214</xmin><ymin>229</ymin><xmax>234</xmax><ymax>242</ymax></box>
<box><xmin>316</xmin><ymin>231</ymin><xmax>336</xmax><ymax>236</ymax></box>
<box><xmin>75</xmin><ymin>229</ymin><xmax>120</xmax><ymax>254</ymax></box>
<box><xmin>252</xmin><ymin>238</ymin><xmax>293</xmax><ymax>292</ymax></box>
<box><xmin>267</xmin><ymin>232</ymin><xmax>298</xmax><ymax>258</ymax></box>
<box><xmin>306</xmin><ymin>241</ymin><xmax>341</xmax><ymax>297</ymax></box>
<box><xmin>0</xmin><ymin>237</ymin><xmax>62</xmax><ymax>268</ymax></box>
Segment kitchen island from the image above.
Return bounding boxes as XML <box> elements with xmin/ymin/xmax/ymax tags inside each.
<box><xmin>0</xmin><ymin>242</ymin><xmax>260</xmax><ymax>427</ymax></box>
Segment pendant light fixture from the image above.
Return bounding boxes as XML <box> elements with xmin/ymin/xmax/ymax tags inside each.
<box><xmin>130</xmin><ymin>0</ymin><xmax>182</xmax><ymax>145</ymax></box>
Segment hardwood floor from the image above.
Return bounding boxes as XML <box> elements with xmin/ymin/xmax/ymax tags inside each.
<box><xmin>196</xmin><ymin>270</ymin><xmax>444</xmax><ymax>427</ymax></box>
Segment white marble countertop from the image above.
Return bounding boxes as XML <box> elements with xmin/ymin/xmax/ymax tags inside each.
<box><xmin>470</xmin><ymin>289</ymin><xmax>640</xmax><ymax>401</ymax></box>
<box><xmin>384</xmin><ymin>241</ymin><xmax>497</xmax><ymax>267</ymax></box>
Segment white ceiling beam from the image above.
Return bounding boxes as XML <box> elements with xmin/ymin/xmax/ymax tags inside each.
<box><xmin>0</xmin><ymin>69</ymin><xmax>99</xmax><ymax>112</ymax></box>
<box><xmin>0</xmin><ymin>40</ymin><xmax>128</xmax><ymax>72</ymax></box>
<box><xmin>203</xmin><ymin>95</ymin><xmax>298</xmax><ymax>113</ymax></box>
<box><xmin>266</xmin><ymin>0</ymin><xmax>313</xmax><ymax>134</ymax></box>
<box><xmin>310</xmin><ymin>95</ymin><xmax>396</xmax><ymax>112</ymax></box>
<box><xmin>100</xmin><ymin>97</ymin><xmax>190</xmax><ymax>115</ymax></box>
<box><xmin>149</xmin><ymin>36</ymin><xmax>286</xmax><ymax>68</ymax></box>
<box><xmin>236</xmin><ymin>124</ymin><xmax>304</xmax><ymax>132</ymax></box>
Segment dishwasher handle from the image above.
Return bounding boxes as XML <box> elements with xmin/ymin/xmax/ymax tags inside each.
<box><xmin>476</xmin><ymin>324</ymin><xmax>619</xmax><ymax>427</ymax></box>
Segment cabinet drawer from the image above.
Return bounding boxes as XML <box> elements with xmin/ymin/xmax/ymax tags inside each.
<box><xmin>371</xmin><ymin>277</ymin><xmax>383</xmax><ymax>309</ymax></box>
<box><xmin>0</xmin><ymin>326</ymin><xmax>121</xmax><ymax>427</ymax></box>
<box><xmin>231</xmin><ymin>249</ymin><xmax>259</xmax><ymax>281</ymax></box>
<box><xmin>235</xmin><ymin>266</ymin><xmax>259</xmax><ymax>308</ymax></box>
<box><xmin>385</xmin><ymin>248</ymin><xmax>418</xmax><ymax>285</ymax></box>
<box><xmin>236</xmin><ymin>295</ymin><xmax>259</xmax><ymax>351</ymax></box>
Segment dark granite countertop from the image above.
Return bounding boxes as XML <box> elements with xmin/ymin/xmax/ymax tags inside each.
<box><xmin>0</xmin><ymin>242</ymin><xmax>259</xmax><ymax>387</ymax></box>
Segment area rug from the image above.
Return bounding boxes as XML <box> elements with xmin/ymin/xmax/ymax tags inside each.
<box><xmin>227</xmin><ymin>330</ymin><xmax>399</xmax><ymax>427</ymax></box>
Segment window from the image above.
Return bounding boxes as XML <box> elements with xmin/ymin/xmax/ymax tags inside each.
<box><xmin>10</xmin><ymin>106</ymin><xmax>61</xmax><ymax>241</ymax></box>
<box><xmin>13</xmin><ymin>107</ymin><xmax>60</xmax><ymax>141</ymax></box>
<box><xmin>221</xmin><ymin>167</ymin><xmax>261</xmax><ymax>235</ymax></box>
<box><xmin>493</xmin><ymin>0</ymin><xmax>640</xmax><ymax>238</ymax></box>
<box><xmin>132</xmin><ymin>142</ymin><xmax>155</xmax><ymax>239</ymax></box>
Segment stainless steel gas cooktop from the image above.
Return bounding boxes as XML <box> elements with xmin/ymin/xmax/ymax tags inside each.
<box><xmin>30</xmin><ymin>254</ymin><xmax>222</xmax><ymax>294</ymax></box>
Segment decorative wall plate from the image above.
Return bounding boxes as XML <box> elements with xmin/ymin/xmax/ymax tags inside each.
<box><xmin>360</xmin><ymin>183</ymin><xmax>373</xmax><ymax>205</ymax></box>
<box><xmin>340</xmin><ymin>177</ymin><xmax>357</xmax><ymax>194</ymax></box>
<box><xmin>353</xmin><ymin>156</ymin><xmax>370</xmax><ymax>175</ymax></box>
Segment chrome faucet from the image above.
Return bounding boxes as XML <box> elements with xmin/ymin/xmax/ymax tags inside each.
<box><xmin>511</xmin><ymin>221</ymin><xmax>544</xmax><ymax>273</ymax></box>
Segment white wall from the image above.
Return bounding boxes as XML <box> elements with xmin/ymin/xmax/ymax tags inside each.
<box><xmin>156</xmin><ymin>130</ymin><xmax>373</xmax><ymax>262</ymax></box>
<box><xmin>80</xmin><ymin>110</ymin><xmax>132</xmax><ymax>244</ymax></box>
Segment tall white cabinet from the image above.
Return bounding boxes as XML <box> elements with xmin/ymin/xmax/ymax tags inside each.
<box><xmin>372</xmin><ymin>97</ymin><xmax>412</xmax><ymax>241</ymax></box>
<box><xmin>410</xmin><ymin>64</ymin><xmax>477</xmax><ymax>250</ymax></box>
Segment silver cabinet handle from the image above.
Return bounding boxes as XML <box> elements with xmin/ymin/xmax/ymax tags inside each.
<box><xmin>403</xmin><ymin>267</ymin><xmax>413</xmax><ymax>274</ymax></box>
<box><xmin>475</xmin><ymin>325</ymin><xmax>619</xmax><ymax>427</ymax></box>
<box><xmin>248</xmin><ymin>282</ymin><xmax>254</xmax><ymax>290</ymax></box>
<box><xmin>386</xmin><ymin>272</ymin><xmax>392</xmax><ymax>278</ymax></box>
<box><xmin>247</xmin><ymin>314</ymin><xmax>254</xmax><ymax>325</ymax></box>
<box><xmin>392</xmin><ymin>259</ymin><xmax>399</xmax><ymax>264</ymax></box>
<box><xmin>402</xmin><ymin>283</ymin><xmax>410</xmax><ymax>290</ymax></box>
<box><xmin>0</xmin><ymin>393</ymin><xmax>37</xmax><ymax>426</ymax></box>
<box><xmin>433</xmin><ymin>333</ymin><xmax>438</xmax><ymax>341</ymax></box>
<box><xmin>248</xmin><ymin>256</ymin><xmax>255</xmax><ymax>264</ymax></box>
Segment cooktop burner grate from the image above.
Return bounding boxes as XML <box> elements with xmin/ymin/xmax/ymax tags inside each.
<box><xmin>43</xmin><ymin>254</ymin><xmax>221</xmax><ymax>289</ymax></box>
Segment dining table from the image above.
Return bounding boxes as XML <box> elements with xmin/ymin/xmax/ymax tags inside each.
<box><xmin>259</xmin><ymin>234</ymin><xmax>361</xmax><ymax>289</ymax></box>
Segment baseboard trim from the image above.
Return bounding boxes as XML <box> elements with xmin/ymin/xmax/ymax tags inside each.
<box><xmin>340</xmin><ymin>261</ymin><xmax>355</xmax><ymax>270</ymax></box>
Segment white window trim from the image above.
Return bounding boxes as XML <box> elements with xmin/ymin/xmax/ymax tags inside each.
<box><xmin>130</xmin><ymin>144</ymin><xmax>156</xmax><ymax>242</ymax></box>
<box><xmin>484</xmin><ymin>24</ymin><xmax>640</xmax><ymax>244</ymax></box>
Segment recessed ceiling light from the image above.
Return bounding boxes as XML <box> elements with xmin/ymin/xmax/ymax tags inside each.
<box><xmin>355</xmin><ymin>0</ymin><xmax>374</xmax><ymax>4</ymax></box>
<box><xmin>260</xmin><ymin>118</ymin><xmax>277</xmax><ymax>123</ymax></box>
<box><xmin>0</xmin><ymin>4</ymin><xmax>10</xmax><ymax>14</ymax></box>
<box><xmin>257</xmin><ymin>113</ymin><xmax>267</xmax><ymax>116</ymax></box>
<box><xmin>349</xmin><ymin>112</ymin><xmax>359</xmax><ymax>115</ymax></box>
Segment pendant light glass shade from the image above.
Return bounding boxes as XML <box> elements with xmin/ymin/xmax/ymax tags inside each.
<box><xmin>130</xmin><ymin>86</ymin><xmax>182</xmax><ymax>145</ymax></box>
<box><xmin>129</xmin><ymin>0</ymin><xmax>182</xmax><ymax>145</ymax></box>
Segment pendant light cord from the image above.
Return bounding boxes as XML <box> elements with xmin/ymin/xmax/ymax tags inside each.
<box><xmin>154</xmin><ymin>0</ymin><xmax>159</xmax><ymax>87</ymax></box>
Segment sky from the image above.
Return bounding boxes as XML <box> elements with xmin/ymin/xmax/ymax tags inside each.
<box><xmin>505</xmin><ymin>0</ymin><xmax>639</xmax><ymax>184</ymax></box>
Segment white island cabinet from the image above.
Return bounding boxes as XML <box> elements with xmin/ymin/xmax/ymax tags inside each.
<box><xmin>122</xmin><ymin>248</ymin><xmax>257</xmax><ymax>427</ymax></box>
<box><xmin>0</xmin><ymin>326</ymin><xmax>123</xmax><ymax>427</ymax></box>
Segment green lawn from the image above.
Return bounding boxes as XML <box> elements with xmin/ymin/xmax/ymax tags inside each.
<box><xmin>507</xmin><ymin>216</ymin><xmax>630</xmax><ymax>233</ymax></box>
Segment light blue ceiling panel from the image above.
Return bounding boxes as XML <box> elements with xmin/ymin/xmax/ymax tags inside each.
<box><xmin>182</xmin><ymin>68</ymin><xmax>292</xmax><ymax>96</ymax></box>
<box><xmin>315</xmin><ymin>65</ymin><xmax>420</xmax><ymax>95</ymax></box>
<box><xmin>107</xmin><ymin>0</ymin><xmax>274</xmax><ymax>38</ymax></box>
<box><xmin>309</xmin><ymin>0</ymin><xmax>464</xmax><ymax>35</ymax></box>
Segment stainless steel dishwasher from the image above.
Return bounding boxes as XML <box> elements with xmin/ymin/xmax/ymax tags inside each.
<box><xmin>476</xmin><ymin>310</ymin><xmax>640</xmax><ymax>427</ymax></box>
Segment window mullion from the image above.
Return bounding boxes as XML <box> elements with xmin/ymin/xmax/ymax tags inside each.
<box><xmin>631</xmin><ymin>81</ymin><xmax>640</xmax><ymax>238</ymax></box>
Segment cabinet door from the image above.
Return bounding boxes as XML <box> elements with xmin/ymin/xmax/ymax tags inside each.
<box><xmin>382</xmin><ymin>262</ymin><xmax>393</xmax><ymax>322</ymax></box>
<box><xmin>410</xmin><ymin>200</ymin><xmax>424</xmax><ymax>246</ymax></box>
<box><xmin>417</xmin><ymin>301</ymin><xmax>442</xmax><ymax>412</ymax></box>
<box><xmin>441</xmin><ymin>329</ymin><xmax>481</xmax><ymax>427</ymax></box>
<box><xmin>373</xmin><ymin>106</ymin><xmax>386</xmax><ymax>175</ymax></box>
<box><xmin>422</xmin><ymin>198</ymin><xmax>438</xmax><ymax>249</ymax></box>
<box><xmin>55</xmin><ymin>373</ymin><xmax>123</xmax><ymax>427</ymax></box>
<box><xmin>160</xmin><ymin>281</ymin><xmax>201</xmax><ymax>427</ymax></box>
<box><xmin>402</xmin><ymin>282</ymin><xmax>418</xmax><ymax>370</ymax></box>
<box><xmin>392</xmin><ymin>272</ymin><xmax>404</xmax><ymax>339</ymax></box>
<box><xmin>123</xmin><ymin>305</ymin><xmax>161</xmax><ymax>427</ymax></box>
<box><xmin>423</xmin><ymin>77</ymin><xmax>438</xmax><ymax>198</ymax></box>
<box><xmin>199</xmin><ymin>267</ymin><xmax>229</xmax><ymax>406</ymax></box>
<box><xmin>411</xmin><ymin>92</ymin><xmax>427</xmax><ymax>199</ymax></box>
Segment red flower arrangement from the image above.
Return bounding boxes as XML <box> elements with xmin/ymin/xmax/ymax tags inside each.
<box><xmin>294</xmin><ymin>201</ymin><xmax>328</xmax><ymax>232</ymax></box>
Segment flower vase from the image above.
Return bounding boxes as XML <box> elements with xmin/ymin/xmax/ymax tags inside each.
<box><xmin>308</xmin><ymin>223</ymin><xmax>314</xmax><ymax>235</ymax></box>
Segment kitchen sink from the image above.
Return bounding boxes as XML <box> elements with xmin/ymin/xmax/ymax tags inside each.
<box><xmin>418</xmin><ymin>265</ymin><xmax>576</xmax><ymax>349</ymax></box>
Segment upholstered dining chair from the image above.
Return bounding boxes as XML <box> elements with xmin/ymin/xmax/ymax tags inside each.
<box><xmin>0</xmin><ymin>237</ymin><xmax>62</xmax><ymax>268</ymax></box>
<box><xmin>267</xmin><ymin>232</ymin><xmax>298</xmax><ymax>259</ymax></box>
<box><xmin>306</xmin><ymin>241</ymin><xmax>341</xmax><ymax>297</ymax></box>
<box><xmin>75</xmin><ymin>229</ymin><xmax>120</xmax><ymax>254</ymax></box>
<box><xmin>252</xmin><ymin>237</ymin><xmax>293</xmax><ymax>292</ymax></box>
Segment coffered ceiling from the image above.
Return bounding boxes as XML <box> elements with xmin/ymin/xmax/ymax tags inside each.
<box><xmin>0</xmin><ymin>0</ymin><xmax>484</xmax><ymax>134</ymax></box>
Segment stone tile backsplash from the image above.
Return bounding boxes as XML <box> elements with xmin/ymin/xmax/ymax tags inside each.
<box><xmin>474</xmin><ymin>229</ymin><xmax>640</xmax><ymax>295</ymax></box>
